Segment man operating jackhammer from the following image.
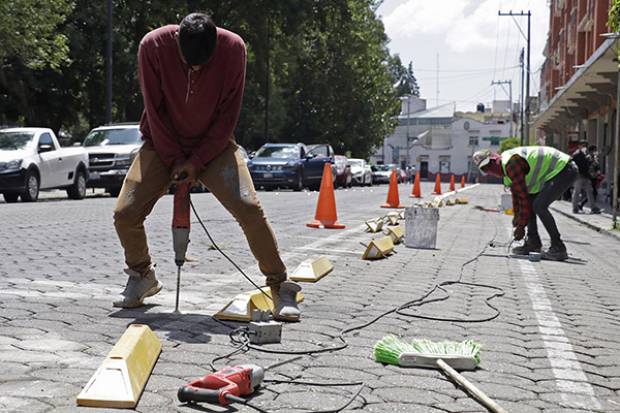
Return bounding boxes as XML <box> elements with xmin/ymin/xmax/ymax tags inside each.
<box><xmin>112</xmin><ymin>13</ymin><xmax>301</xmax><ymax>321</ymax></box>
<box><xmin>473</xmin><ymin>147</ymin><xmax>578</xmax><ymax>261</ymax></box>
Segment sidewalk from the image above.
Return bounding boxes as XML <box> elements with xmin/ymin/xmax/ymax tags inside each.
<box><xmin>550</xmin><ymin>199</ymin><xmax>620</xmax><ymax>241</ymax></box>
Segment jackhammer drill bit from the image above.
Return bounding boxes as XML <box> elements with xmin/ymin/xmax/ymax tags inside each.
<box><xmin>172</xmin><ymin>173</ymin><xmax>191</xmax><ymax>314</ymax></box>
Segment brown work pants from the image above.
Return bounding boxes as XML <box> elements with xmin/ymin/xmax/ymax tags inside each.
<box><xmin>113</xmin><ymin>141</ymin><xmax>287</xmax><ymax>286</ymax></box>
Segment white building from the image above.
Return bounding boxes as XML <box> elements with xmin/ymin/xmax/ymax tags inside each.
<box><xmin>372</xmin><ymin>96</ymin><xmax>514</xmax><ymax>180</ymax></box>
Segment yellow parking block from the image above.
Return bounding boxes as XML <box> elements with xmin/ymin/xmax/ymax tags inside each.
<box><xmin>76</xmin><ymin>324</ymin><xmax>161</xmax><ymax>408</ymax></box>
<box><xmin>215</xmin><ymin>289</ymin><xmax>305</xmax><ymax>321</ymax></box>
<box><xmin>290</xmin><ymin>256</ymin><xmax>334</xmax><ymax>282</ymax></box>
<box><xmin>362</xmin><ymin>236</ymin><xmax>395</xmax><ymax>260</ymax></box>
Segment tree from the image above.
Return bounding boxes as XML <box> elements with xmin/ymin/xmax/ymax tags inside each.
<box><xmin>500</xmin><ymin>137</ymin><xmax>520</xmax><ymax>153</ymax></box>
<box><xmin>1</xmin><ymin>0</ymin><xmax>404</xmax><ymax>157</ymax></box>
<box><xmin>0</xmin><ymin>0</ymin><xmax>73</xmax><ymax>126</ymax></box>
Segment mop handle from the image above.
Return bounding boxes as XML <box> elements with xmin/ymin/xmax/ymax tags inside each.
<box><xmin>436</xmin><ymin>359</ymin><xmax>508</xmax><ymax>413</ymax></box>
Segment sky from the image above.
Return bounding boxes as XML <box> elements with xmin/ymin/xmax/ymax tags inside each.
<box><xmin>377</xmin><ymin>0</ymin><xmax>550</xmax><ymax>112</ymax></box>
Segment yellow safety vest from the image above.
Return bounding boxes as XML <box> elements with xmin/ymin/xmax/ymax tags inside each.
<box><xmin>501</xmin><ymin>146</ymin><xmax>570</xmax><ymax>194</ymax></box>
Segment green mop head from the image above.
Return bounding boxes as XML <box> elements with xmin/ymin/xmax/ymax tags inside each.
<box><xmin>373</xmin><ymin>335</ymin><xmax>482</xmax><ymax>371</ymax></box>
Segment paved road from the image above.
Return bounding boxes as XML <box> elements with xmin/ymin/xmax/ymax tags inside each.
<box><xmin>1</xmin><ymin>182</ymin><xmax>619</xmax><ymax>412</ymax></box>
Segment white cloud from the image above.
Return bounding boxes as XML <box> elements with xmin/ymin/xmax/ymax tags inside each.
<box><xmin>383</xmin><ymin>0</ymin><xmax>549</xmax><ymax>55</ymax></box>
<box><xmin>383</xmin><ymin>0</ymin><xmax>469</xmax><ymax>36</ymax></box>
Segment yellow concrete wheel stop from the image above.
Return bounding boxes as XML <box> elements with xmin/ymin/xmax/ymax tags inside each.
<box><xmin>386</xmin><ymin>225</ymin><xmax>405</xmax><ymax>244</ymax></box>
<box><xmin>386</xmin><ymin>212</ymin><xmax>400</xmax><ymax>226</ymax></box>
<box><xmin>362</xmin><ymin>236</ymin><xmax>395</xmax><ymax>260</ymax></box>
<box><xmin>76</xmin><ymin>324</ymin><xmax>161</xmax><ymax>408</ymax></box>
<box><xmin>215</xmin><ymin>289</ymin><xmax>305</xmax><ymax>321</ymax></box>
<box><xmin>365</xmin><ymin>218</ymin><xmax>384</xmax><ymax>233</ymax></box>
<box><xmin>290</xmin><ymin>256</ymin><xmax>334</xmax><ymax>282</ymax></box>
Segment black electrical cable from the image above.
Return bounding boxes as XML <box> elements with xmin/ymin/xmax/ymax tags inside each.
<box><xmin>190</xmin><ymin>200</ymin><xmax>272</xmax><ymax>301</ymax></box>
<box><xmin>191</xmin><ymin>200</ymin><xmax>508</xmax><ymax>412</ymax></box>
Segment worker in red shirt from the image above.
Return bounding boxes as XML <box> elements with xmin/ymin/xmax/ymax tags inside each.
<box><xmin>112</xmin><ymin>13</ymin><xmax>301</xmax><ymax>321</ymax></box>
<box><xmin>473</xmin><ymin>147</ymin><xmax>577</xmax><ymax>261</ymax></box>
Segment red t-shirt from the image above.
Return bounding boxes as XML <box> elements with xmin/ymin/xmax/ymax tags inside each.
<box><xmin>138</xmin><ymin>25</ymin><xmax>246</xmax><ymax>169</ymax></box>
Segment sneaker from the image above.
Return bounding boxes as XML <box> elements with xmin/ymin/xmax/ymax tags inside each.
<box><xmin>113</xmin><ymin>268</ymin><xmax>163</xmax><ymax>308</ymax></box>
<box><xmin>590</xmin><ymin>208</ymin><xmax>601</xmax><ymax>214</ymax></box>
<box><xmin>271</xmin><ymin>281</ymin><xmax>301</xmax><ymax>322</ymax></box>
<box><xmin>541</xmin><ymin>244</ymin><xmax>568</xmax><ymax>261</ymax></box>
<box><xmin>512</xmin><ymin>237</ymin><xmax>542</xmax><ymax>255</ymax></box>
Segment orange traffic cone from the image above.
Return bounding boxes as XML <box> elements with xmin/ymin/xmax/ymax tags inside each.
<box><xmin>381</xmin><ymin>169</ymin><xmax>404</xmax><ymax>208</ymax></box>
<box><xmin>461</xmin><ymin>175</ymin><xmax>465</xmax><ymax>188</ymax></box>
<box><xmin>410</xmin><ymin>171</ymin><xmax>422</xmax><ymax>198</ymax></box>
<box><xmin>432</xmin><ymin>174</ymin><xmax>442</xmax><ymax>195</ymax></box>
<box><xmin>307</xmin><ymin>163</ymin><xmax>345</xmax><ymax>229</ymax></box>
<box><xmin>449</xmin><ymin>174</ymin><xmax>455</xmax><ymax>192</ymax></box>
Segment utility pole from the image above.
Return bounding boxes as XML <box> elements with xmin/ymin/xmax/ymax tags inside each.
<box><xmin>264</xmin><ymin>14</ymin><xmax>270</xmax><ymax>140</ymax></box>
<box><xmin>499</xmin><ymin>10</ymin><xmax>531</xmax><ymax>145</ymax></box>
<box><xmin>519</xmin><ymin>48</ymin><xmax>525</xmax><ymax>145</ymax></box>
<box><xmin>435</xmin><ymin>53</ymin><xmax>440</xmax><ymax>106</ymax></box>
<box><xmin>491</xmin><ymin>80</ymin><xmax>513</xmax><ymax>138</ymax></box>
<box><xmin>105</xmin><ymin>0</ymin><xmax>113</xmax><ymax>124</ymax></box>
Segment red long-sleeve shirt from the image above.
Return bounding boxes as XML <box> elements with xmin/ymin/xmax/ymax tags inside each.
<box><xmin>504</xmin><ymin>155</ymin><xmax>532</xmax><ymax>227</ymax></box>
<box><xmin>138</xmin><ymin>25</ymin><xmax>247</xmax><ymax>170</ymax></box>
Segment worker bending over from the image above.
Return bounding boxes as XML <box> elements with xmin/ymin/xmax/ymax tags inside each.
<box><xmin>112</xmin><ymin>13</ymin><xmax>301</xmax><ymax>321</ymax></box>
<box><xmin>473</xmin><ymin>146</ymin><xmax>577</xmax><ymax>261</ymax></box>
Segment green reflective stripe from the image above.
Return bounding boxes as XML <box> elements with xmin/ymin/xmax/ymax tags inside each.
<box><xmin>526</xmin><ymin>147</ymin><xmax>546</xmax><ymax>192</ymax></box>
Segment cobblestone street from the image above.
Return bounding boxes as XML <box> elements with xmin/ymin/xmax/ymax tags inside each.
<box><xmin>1</xmin><ymin>182</ymin><xmax>619</xmax><ymax>412</ymax></box>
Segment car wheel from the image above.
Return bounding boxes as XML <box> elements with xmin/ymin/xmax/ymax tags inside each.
<box><xmin>108</xmin><ymin>187</ymin><xmax>121</xmax><ymax>197</ymax></box>
<box><xmin>20</xmin><ymin>170</ymin><xmax>39</xmax><ymax>202</ymax></box>
<box><xmin>293</xmin><ymin>173</ymin><xmax>304</xmax><ymax>191</ymax></box>
<box><xmin>3</xmin><ymin>193</ymin><xmax>19</xmax><ymax>203</ymax></box>
<box><xmin>67</xmin><ymin>170</ymin><xmax>87</xmax><ymax>200</ymax></box>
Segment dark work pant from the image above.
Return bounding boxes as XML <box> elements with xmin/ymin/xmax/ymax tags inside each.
<box><xmin>527</xmin><ymin>162</ymin><xmax>578</xmax><ymax>245</ymax></box>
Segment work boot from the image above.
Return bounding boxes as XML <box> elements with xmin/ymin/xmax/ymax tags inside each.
<box><xmin>512</xmin><ymin>236</ymin><xmax>542</xmax><ymax>255</ymax></box>
<box><xmin>542</xmin><ymin>242</ymin><xmax>568</xmax><ymax>261</ymax></box>
<box><xmin>271</xmin><ymin>281</ymin><xmax>301</xmax><ymax>322</ymax></box>
<box><xmin>113</xmin><ymin>268</ymin><xmax>162</xmax><ymax>308</ymax></box>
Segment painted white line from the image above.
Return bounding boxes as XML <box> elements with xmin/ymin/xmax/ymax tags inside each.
<box><xmin>294</xmin><ymin>246</ymin><xmax>361</xmax><ymax>256</ymax></box>
<box><xmin>437</xmin><ymin>183</ymin><xmax>480</xmax><ymax>200</ymax></box>
<box><xmin>517</xmin><ymin>258</ymin><xmax>601</xmax><ymax>409</ymax></box>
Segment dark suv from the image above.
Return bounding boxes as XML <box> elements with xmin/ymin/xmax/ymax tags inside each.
<box><xmin>248</xmin><ymin>143</ymin><xmax>335</xmax><ymax>191</ymax></box>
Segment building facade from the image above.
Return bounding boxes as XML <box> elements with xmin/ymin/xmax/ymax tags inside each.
<box><xmin>535</xmin><ymin>0</ymin><xmax>618</xmax><ymax>206</ymax></box>
<box><xmin>372</xmin><ymin>96</ymin><xmax>513</xmax><ymax>181</ymax></box>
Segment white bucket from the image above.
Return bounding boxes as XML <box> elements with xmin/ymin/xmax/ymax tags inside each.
<box><xmin>501</xmin><ymin>193</ymin><xmax>513</xmax><ymax>211</ymax></box>
<box><xmin>405</xmin><ymin>207</ymin><xmax>440</xmax><ymax>249</ymax></box>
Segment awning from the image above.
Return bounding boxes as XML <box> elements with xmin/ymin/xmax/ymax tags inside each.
<box><xmin>533</xmin><ymin>37</ymin><xmax>619</xmax><ymax>132</ymax></box>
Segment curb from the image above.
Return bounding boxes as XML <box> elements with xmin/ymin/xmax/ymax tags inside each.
<box><xmin>551</xmin><ymin>206</ymin><xmax>620</xmax><ymax>242</ymax></box>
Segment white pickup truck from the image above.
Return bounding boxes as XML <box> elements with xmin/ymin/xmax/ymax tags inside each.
<box><xmin>0</xmin><ymin>127</ymin><xmax>89</xmax><ymax>202</ymax></box>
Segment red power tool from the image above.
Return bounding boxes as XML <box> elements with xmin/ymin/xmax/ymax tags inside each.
<box><xmin>172</xmin><ymin>172</ymin><xmax>191</xmax><ymax>313</ymax></box>
<box><xmin>178</xmin><ymin>364</ymin><xmax>265</xmax><ymax>406</ymax></box>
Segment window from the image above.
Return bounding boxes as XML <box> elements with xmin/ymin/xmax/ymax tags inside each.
<box><xmin>439</xmin><ymin>156</ymin><xmax>451</xmax><ymax>174</ymax></box>
<box><xmin>469</xmin><ymin>136</ymin><xmax>479</xmax><ymax>146</ymax></box>
<box><xmin>489</xmin><ymin>137</ymin><xmax>501</xmax><ymax>146</ymax></box>
<box><xmin>39</xmin><ymin>133</ymin><xmax>54</xmax><ymax>147</ymax></box>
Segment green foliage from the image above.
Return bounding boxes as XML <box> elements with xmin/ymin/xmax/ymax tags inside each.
<box><xmin>390</xmin><ymin>56</ymin><xmax>420</xmax><ymax>97</ymax></box>
<box><xmin>500</xmin><ymin>137</ymin><xmax>521</xmax><ymax>153</ymax></box>
<box><xmin>1</xmin><ymin>0</ymin><xmax>403</xmax><ymax>157</ymax></box>
<box><xmin>0</xmin><ymin>0</ymin><xmax>73</xmax><ymax>70</ymax></box>
<box><xmin>609</xmin><ymin>0</ymin><xmax>620</xmax><ymax>65</ymax></box>
<box><xmin>609</xmin><ymin>0</ymin><xmax>620</xmax><ymax>32</ymax></box>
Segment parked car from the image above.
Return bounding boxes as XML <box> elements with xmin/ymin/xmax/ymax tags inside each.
<box><xmin>248</xmin><ymin>143</ymin><xmax>334</xmax><ymax>191</ymax></box>
<box><xmin>0</xmin><ymin>127</ymin><xmax>89</xmax><ymax>202</ymax></box>
<box><xmin>372</xmin><ymin>164</ymin><xmax>393</xmax><ymax>184</ymax></box>
<box><xmin>83</xmin><ymin>124</ymin><xmax>143</xmax><ymax>197</ymax></box>
<box><xmin>348</xmin><ymin>158</ymin><xmax>373</xmax><ymax>186</ymax></box>
<box><xmin>334</xmin><ymin>155</ymin><xmax>352</xmax><ymax>188</ymax></box>
<box><xmin>372</xmin><ymin>164</ymin><xmax>405</xmax><ymax>184</ymax></box>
